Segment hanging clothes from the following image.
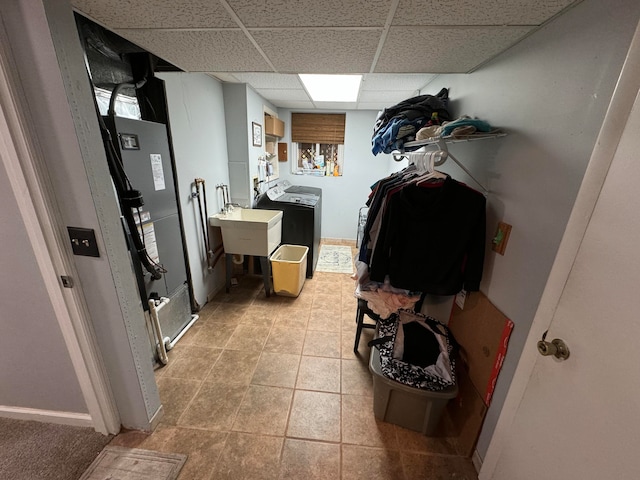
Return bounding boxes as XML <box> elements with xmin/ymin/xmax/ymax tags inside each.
<box><xmin>369</xmin><ymin>176</ymin><xmax>485</xmax><ymax>295</ymax></box>
<box><xmin>355</xmin><ymin>161</ymin><xmax>486</xmax><ymax>313</ymax></box>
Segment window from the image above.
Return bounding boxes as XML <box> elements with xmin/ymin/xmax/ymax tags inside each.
<box><xmin>291</xmin><ymin>113</ymin><xmax>346</xmax><ymax>176</ymax></box>
<box><xmin>292</xmin><ymin>142</ymin><xmax>344</xmax><ymax>176</ymax></box>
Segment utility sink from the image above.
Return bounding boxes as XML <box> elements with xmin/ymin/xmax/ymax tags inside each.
<box><xmin>210</xmin><ymin>208</ymin><xmax>283</xmax><ymax>257</ymax></box>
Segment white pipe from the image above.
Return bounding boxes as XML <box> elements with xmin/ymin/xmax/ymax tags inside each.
<box><xmin>166</xmin><ymin>314</ymin><xmax>199</xmax><ymax>350</ymax></box>
<box><xmin>232</xmin><ymin>254</ymin><xmax>244</xmax><ymax>265</ymax></box>
<box><xmin>148</xmin><ymin>297</ymin><xmax>170</xmax><ymax>365</ymax></box>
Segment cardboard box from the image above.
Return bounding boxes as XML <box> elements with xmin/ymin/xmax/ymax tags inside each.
<box><xmin>448</xmin><ymin>291</ymin><xmax>514</xmax><ymax>406</ymax></box>
<box><xmin>445</xmin><ymin>363</ymin><xmax>488</xmax><ymax>457</ymax></box>
<box><xmin>445</xmin><ymin>291</ymin><xmax>514</xmax><ymax>456</ymax></box>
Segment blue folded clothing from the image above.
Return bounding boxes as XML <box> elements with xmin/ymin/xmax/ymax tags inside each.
<box><xmin>440</xmin><ymin>118</ymin><xmax>492</xmax><ymax>136</ymax></box>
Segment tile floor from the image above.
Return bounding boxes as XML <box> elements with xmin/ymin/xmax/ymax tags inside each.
<box><xmin>110</xmin><ymin>252</ymin><xmax>478</xmax><ymax>479</ymax></box>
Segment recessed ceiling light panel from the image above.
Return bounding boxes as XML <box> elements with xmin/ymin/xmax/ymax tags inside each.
<box><xmin>299</xmin><ymin>74</ymin><xmax>362</xmax><ymax>102</ymax></box>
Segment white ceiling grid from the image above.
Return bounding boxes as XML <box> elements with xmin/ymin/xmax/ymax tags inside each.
<box><xmin>72</xmin><ymin>0</ymin><xmax>581</xmax><ymax>110</ymax></box>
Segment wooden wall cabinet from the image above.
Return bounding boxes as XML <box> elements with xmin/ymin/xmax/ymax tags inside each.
<box><xmin>265</xmin><ymin>115</ymin><xmax>284</xmax><ymax>138</ymax></box>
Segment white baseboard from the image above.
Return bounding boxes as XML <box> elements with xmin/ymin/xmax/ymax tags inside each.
<box><xmin>0</xmin><ymin>405</ymin><xmax>94</xmax><ymax>428</ymax></box>
<box><xmin>472</xmin><ymin>449</ymin><xmax>483</xmax><ymax>473</ymax></box>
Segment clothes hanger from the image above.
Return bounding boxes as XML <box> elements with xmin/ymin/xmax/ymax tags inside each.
<box><xmin>416</xmin><ymin>150</ymin><xmax>448</xmax><ymax>185</ymax></box>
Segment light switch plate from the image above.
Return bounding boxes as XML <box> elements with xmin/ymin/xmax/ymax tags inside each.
<box><xmin>67</xmin><ymin>227</ymin><xmax>100</xmax><ymax>257</ymax></box>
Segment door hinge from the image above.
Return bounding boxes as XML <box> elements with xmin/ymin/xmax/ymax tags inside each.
<box><xmin>60</xmin><ymin>275</ymin><xmax>74</xmax><ymax>288</ymax></box>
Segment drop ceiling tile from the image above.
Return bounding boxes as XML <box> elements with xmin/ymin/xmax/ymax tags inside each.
<box><xmin>233</xmin><ymin>73</ymin><xmax>304</xmax><ymax>89</ymax></box>
<box><xmin>362</xmin><ymin>74</ymin><xmax>435</xmax><ymax>91</ymax></box>
<box><xmin>209</xmin><ymin>73</ymin><xmax>241</xmax><ymax>83</ymax></box>
<box><xmin>392</xmin><ymin>0</ymin><xmax>581</xmax><ymax>26</ymax></box>
<box><xmin>271</xmin><ymin>100</ymin><xmax>316</xmax><ymax>109</ymax></box>
<box><xmin>227</xmin><ymin>0</ymin><xmax>393</xmax><ymax>27</ymax></box>
<box><xmin>313</xmin><ymin>102</ymin><xmax>358</xmax><ymax>110</ymax></box>
<box><xmin>72</xmin><ymin>0</ymin><xmax>237</xmax><ymax>28</ymax></box>
<box><xmin>375</xmin><ymin>26</ymin><xmax>532</xmax><ymax>73</ymax></box>
<box><xmin>392</xmin><ymin>0</ymin><xmax>578</xmax><ymax>26</ymax></box>
<box><xmin>357</xmin><ymin>102</ymin><xmax>390</xmax><ymax>111</ymax></box>
<box><xmin>251</xmin><ymin>29</ymin><xmax>382</xmax><ymax>73</ymax></box>
<box><xmin>255</xmin><ymin>89</ymin><xmax>311</xmax><ymax>102</ymax></box>
<box><xmin>359</xmin><ymin>90</ymin><xmax>417</xmax><ymax>104</ymax></box>
<box><xmin>115</xmin><ymin>29</ymin><xmax>272</xmax><ymax>72</ymax></box>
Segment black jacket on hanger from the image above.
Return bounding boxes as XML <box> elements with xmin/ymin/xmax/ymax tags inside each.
<box><xmin>369</xmin><ymin>177</ymin><xmax>486</xmax><ymax>295</ymax></box>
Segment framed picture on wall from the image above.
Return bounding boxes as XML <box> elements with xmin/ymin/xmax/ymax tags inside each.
<box><xmin>252</xmin><ymin>122</ymin><xmax>262</xmax><ymax>147</ymax></box>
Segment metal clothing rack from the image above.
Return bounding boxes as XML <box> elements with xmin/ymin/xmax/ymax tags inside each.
<box><xmin>393</xmin><ymin>133</ymin><xmax>506</xmax><ymax>196</ymax></box>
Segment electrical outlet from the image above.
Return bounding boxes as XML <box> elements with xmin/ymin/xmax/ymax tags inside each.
<box><xmin>492</xmin><ymin>222</ymin><xmax>512</xmax><ymax>256</ymax></box>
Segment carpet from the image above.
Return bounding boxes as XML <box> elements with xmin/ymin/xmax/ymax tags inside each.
<box><xmin>0</xmin><ymin>417</ymin><xmax>112</xmax><ymax>480</ymax></box>
<box><xmin>80</xmin><ymin>446</ymin><xmax>187</xmax><ymax>480</ymax></box>
<box><xmin>315</xmin><ymin>244</ymin><xmax>354</xmax><ymax>273</ymax></box>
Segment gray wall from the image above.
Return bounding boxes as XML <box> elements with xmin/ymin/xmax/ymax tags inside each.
<box><xmin>0</xmin><ymin>163</ymin><xmax>86</xmax><ymax>412</ymax></box>
<box><xmin>421</xmin><ymin>0</ymin><xmax>640</xmax><ymax>458</ymax></box>
<box><xmin>1</xmin><ymin>0</ymin><xmax>162</xmax><ymax>429</ymax></box>
<box><xmin>158</xmin><ymin>72</ymin><xmax>230</xmax><ymax>306</ymax></box>
<box><xmin>223</xmin><ymin>83</ymin><xmax>279</xmax><ymax>208</ymax></box>
<box><xmin>276</xmin><ymin>109</ymin><xmax>397</xmax><ymax>240</ymax></box>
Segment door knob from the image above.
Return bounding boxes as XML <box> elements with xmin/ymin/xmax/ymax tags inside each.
<box><xmin>537</xmin><ymin>331</ymin><xmax>570</xmax><ymax>360</ymax></box>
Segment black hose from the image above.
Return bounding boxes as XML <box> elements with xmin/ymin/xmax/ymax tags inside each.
<box><xmin>108</xmin><ymin>79</ymin><xmax>147</xmax><ymax>116</ymax></box>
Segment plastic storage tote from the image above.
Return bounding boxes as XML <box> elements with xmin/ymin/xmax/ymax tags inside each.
<box><xmin>369</xmin><ymin>343</ymin><xmax>458</xmax><ymax>435</ymax></box>
<box><xmin>269</xmin><ymin>244</ymin><xmax>309</xmax><ymax>297</ymax></box>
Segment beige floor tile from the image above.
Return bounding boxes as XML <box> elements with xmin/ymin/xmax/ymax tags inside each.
<box><xmin>296</xmin><ymin>356</ymin><xmax>341</xmax><ymax>393</ymax></box>
<box><xmin>251</xmin><ymin>352</ymin><xmax>300</xmax><ymax>388</ymax></box>
<box><xmin>150</xmin><ymin>267</ymin><xmax>477</xmax><ymax>480</ymax></box>
<box><xmin>401</xmin><ymin>451</ymin><xmax>478</xmax><ymax>480</ymax></box>
<box><xmin>307</xmin><ymin>308</ymin><xmax>342</xmax><ymax>332</ymax></box>
<box><xmin>211</xmin><ymin>432</ymin><xmax>283</xmax><ymax>480</ymax></box>
<box><xmin>279</xmin><ymin>439</ymin><xmax>341</xmax><ymax>480</ymax></box>
<box><xmin>177</xmin><ymin>382</ymin><xmax>247</xmax><ymax>431</ymax></box>
<box><xmin>303</xmin><ymin>330</ymin><xmax>341</xmax><ymax>358</ymax></box>
<box><xmin>274</xmin><ymin>308</ymin><xmax>310</xmax><ymax>330</ymax></box>
<box><xmin>205</xmin><ymin>350</ymin><xmax>261</xmax><ymax>385</ymax></box>
<box><xmin>155</xmin><ymin>377</ymin><xmax>201</xmax><ymax>426</ymax></box>
<box><xmin>136</xmin><ymin>425</ymin><xmax>228</xmax><ymax>480</ymax></box>
<box><xmin>341</xmin><ymin>330</ymin><xmax>374</xmax><ymax>359</ymax></box>
<box><xmin>232</xmin><ymin>385</ymin><xmax>293</xmax><ymax>435</ymax></box>
<box><xmin>287</xmin><ymin>390</ymin><xmax>341</xmax><ymax>442</ymax></box>
<box><xmin>196</xmin><ymin>303</ymin><xmax>221</xmax><ymax>322</ymax></box>
<box><xmin>341</xmin><ymin>358</ymin><xmax>374</xmax><ymax>396</ymax></box>
<box><xmin>241</xmin><ymin>305</ymin><xmax>277</xmax><ymax>327</ymax></box>
<box><xmin>225</xmin><ymin>324</ymin><xmax>270</xmax><ymax>351</ymax></box>
<box><xmin>264</xmin><ymin>326</ymin><xmax>306</xmax><ymax>354</ymax></box>
<box><xmin>251</xmin><ymin>293</ymin><xmax>284</xmax><ymax>307</ymax></box>
<box><xmin>161</xmin><ymin>345</ymin><xmax>222</xmax><ymax>381</ymax></box>
<box><xmin>341</xmin><ymin>445</ymin><xmax>404</xmax><ymax>480</ymax></box>
<box><xmin>209</xmin><ymin>303</ymin><xmax>250</xmax><ymax>323</ymax></box>
<box><xmin>394</xmin><ymin>417</ymin><xmax>459</xmax><ymax>455</ymax></box>
<box><xmin>172</xmin><ymin>322</ymin><xmax>203</xmax><ymax>346</ymax></box>
<box><xmin>341</xmin><ymin>395</ymin><xmax>398</xmax><ymax>448</ymax></box>
<box><xmin>191</xmin><ymin>322</ymin><xmax>236</xmax><ymax>348</ymax></box>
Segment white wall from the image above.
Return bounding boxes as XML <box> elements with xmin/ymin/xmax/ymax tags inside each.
<box><xmin>276</xmin><ymin>109</ymin><xmax>396</xmax><ymax>240</ymax></box>
<box><xmin>421</xmin><ymin>0</ymin><xmax>640</xmax><ymax>459</ymax></box>
<box><xmin>158</xmin><ymin>72</ymin><xmax>229</xmax><ymax>306</ymax></box>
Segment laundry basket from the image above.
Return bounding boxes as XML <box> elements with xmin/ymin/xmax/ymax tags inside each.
<box><xmin>270</xmin><ymin>244</ymin><xmax>309</xmax><ymax>297</ymax></box>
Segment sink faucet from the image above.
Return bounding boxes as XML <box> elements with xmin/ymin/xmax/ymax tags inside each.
<box><xmin>224</xmin><ymin>202</ymin><xmax>240</xmax><ymax>214</ymax></box>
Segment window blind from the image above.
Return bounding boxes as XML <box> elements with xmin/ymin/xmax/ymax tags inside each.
<box><xmin>291</xmin><ymin>113</ymin><xmax>346</xmax><ymax>144</ymax></box>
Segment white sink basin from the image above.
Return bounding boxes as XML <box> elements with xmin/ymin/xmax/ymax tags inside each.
<box><xmin>210</xmin><ymin>208</ymin><xmax>283</xmax><ymax>257</ymax></box>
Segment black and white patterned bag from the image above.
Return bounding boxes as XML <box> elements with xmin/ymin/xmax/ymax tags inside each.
<box><xmin>370</xmin><ymin>309</ymin><xmax>457</xmax><ymax>391</ymax></box>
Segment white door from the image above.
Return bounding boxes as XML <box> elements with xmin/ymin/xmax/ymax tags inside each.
<box><xmin>481</xmin><ymin>25</ymin><xmax>640</xmax><ymax>480</ymax></box>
